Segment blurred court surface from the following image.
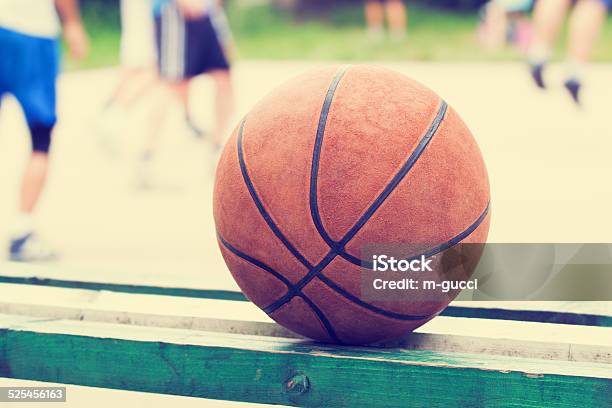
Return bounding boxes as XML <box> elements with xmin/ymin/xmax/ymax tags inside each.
<box><xmin>2</xmin><ymin>61</ymin><xmax>612</xmax><ymax>288</ymax></box>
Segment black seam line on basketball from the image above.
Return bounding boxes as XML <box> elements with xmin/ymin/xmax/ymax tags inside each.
<box><xmin>418</xmin><ymin>202</ymin><xmax>490</xmax><ymax>259</ymax></box>
<box><xmin>337</xmin><ymin>100</ymin><xmax>448</xmax><ymax>249</ymax></box>
<box><xmin>263</xmin><ymin>249</ymin><xmax>336</xmax><ymax>314</ymax></box>
<box><xmin>338</xmin><ymin>202</ymin><xmax>491</xmax><ymax>268</ymax></box>
<box><xmin>313</xmin><ymin>101</ymin><xmax>448</xmax><ymax>260</ymax></box>
<box><xmin>236</xmin><ymin>202</ymin><xmax>490</xmax><ymax>322</ymax></box>
<box><xmin>310</xmin><ymin>65</ymin><xmax>350</xmax><ymax>252</ymax></box>
<box><xmin>218</xmin><ymin>233</ymin><xmax>340</xmax><ymax>342</ymax></box>
<box><xmin>339</xmin><ymin>251</ymin><xmax>363</xmax><ymax>266</ymax></box>
<box><xmin>237</xmin><ymin>119</ymin><xmax>314</xmax><ymax>270</ymax></box>
<box><xmin>315</xmin><ymin>203</ymin><xmax>491</xmax><ymax>321</ymax></box>
<box><xmin>316</xmin><ymin>274</ymin><xmax>431</xmax><ymax>321</ymax></box>
<box><xmin>298</xmin><ymin>293</ymin><xmax>341</xmax><ymax>343</ymax></box>
<box><xmin>265</xmin><ymin>101</ymin><xmax>449</xmax><ymax>315</ymax></box>
<box><xmin>217</xmin><ymin>232</ymin><xmax>294</xmax><ymax>290</ymax></box>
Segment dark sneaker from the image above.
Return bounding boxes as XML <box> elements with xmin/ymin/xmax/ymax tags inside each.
<box><xmin>564</xmin><ymin>78</ymin><xmax>581</xmax><ymax>105</ymax></box>
<box><xmin>530</xmin><ymin>63</ymin><xmax>546</xmax><ymax>89</ymax></box>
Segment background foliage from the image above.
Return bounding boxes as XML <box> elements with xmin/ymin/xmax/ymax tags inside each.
<box><xmin>70</xmin><ymin>0</ymin><xmax>612</xmax><ymax>69</ymax></box>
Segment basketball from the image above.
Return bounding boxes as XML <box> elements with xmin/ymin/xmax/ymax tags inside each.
<box><xmin>213</xmin><ymin>65</ymin><xmax>490</xmax><ymax>345</ymax></box>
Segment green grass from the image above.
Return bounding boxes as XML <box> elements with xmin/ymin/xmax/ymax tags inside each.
<box><xmin>63</xmin><ymin>1</ymin><xmax>121</xmax><ymax>70</ymax></box>
<box><xmin>68</xmin><ymin>1</ymin><xmax>612</xmax><ymax>69</ymax></box>
<box><xmin>228</xmin><ymin>2</ymin><xmax>612</xmax><ymax>62</ymax></box>
<box><xmin>228</xmin><ymin>3</ymin><xmax>518</xmax><ymax>61</ymax></box>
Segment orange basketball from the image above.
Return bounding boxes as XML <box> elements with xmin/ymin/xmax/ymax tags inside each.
<box><xmin>213</xmin><ymin>65</ymin><xmax>490</xmax><ymax>345</ymax></box>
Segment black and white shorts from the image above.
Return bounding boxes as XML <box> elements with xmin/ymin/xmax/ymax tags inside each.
<box><xmin>155</xmin><ymin>4</ymin><xmax>231</xmax><ymax>80</ymax></box>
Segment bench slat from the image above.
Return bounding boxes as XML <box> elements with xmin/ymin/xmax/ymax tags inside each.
<box><xmin>0</xmin><ymin>284</ymin><xmax>610</xmax><ymax>363</ymax></box>
<box><xmin>0</xmin><ymin>315</ymin><xmax>610</xmax><ymax>408</ymax></box>
<box><xmin>1</xmin><ymin>263</ymin><xmax>610</xmax><ymax>327</ymax></box>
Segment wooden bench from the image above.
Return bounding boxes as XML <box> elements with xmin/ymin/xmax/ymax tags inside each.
<box><xmin>0</xmin><ymin>263</ymin><xmax>610</xmax><ymax>407</ymax></box>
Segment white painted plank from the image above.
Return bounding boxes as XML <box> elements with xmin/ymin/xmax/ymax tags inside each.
<box><xmin>2</xmin><ymin>262</ymin><xmax>610</xmax><ymax>317</ymax></box>
<box><xmin>0</xmin><ymin>284</ymin><xmax>610</xmax><ymax>363</ymax></box>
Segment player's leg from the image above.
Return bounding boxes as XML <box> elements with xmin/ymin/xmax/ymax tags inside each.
<box><xmin>130</xmin><ymin>80</ymin><xmax>178</xmax><ymax>188</ymax></box>
<box><xmin>99</xmin><ymin>0</ymin><xmax>159</xmax><ymax>158</ymax></box>
<box><xmin>8</xmin><ymin>33</ymin><xmax>60</xmax><ymax>261</ymax></box>
<box><xmin>208</xmin><ymin>69</ymin><xmax>234</xmax><ymax>150</ymax></box>
<box><xmin>203</xmin><ymin>6</ymin><xmax>235</xmax><ymax>150</ymax></box>
<box><xmin>512</xmin><ymin>10</ymin><xmax>535</xmax><ymax>53</ymax></box>
<box><xmin>106</xmin><ymin>0</ymin><xmax>158</xmax><ymax>110</ymax></box>
<box><xmin>133</xmin><ymin>78</ymin><xmax>189</xmax><ymax>188</ymax></box>
<box><xmin>527</xmin><ymin>0</ymin><xmax>572</xmax><ymax>88</ymax></box>
<box><xmin>365</xmin><ymin>0</ymin><xmax>386</xmax><ymax>40</ymax></box>
<box><xmin>153</xmin><ymin>2</ymin><xmax>204</xmax><ymax>140</ymax></box>
<box><xmin>385</xmin><ymin>0</ymin><xmax>407</xmax><ymax>40</ymax></box>
<box><xmin>136</xmin><ymin>2</ymin><xmax>183</xmax><ymax>187</ymax></box>
<box><xmin>105</xmin><ymin>64</ymin><xmax>159</xmax><ymax>112</ymax></box>
<box><xmin>563</xmin><ymin>0</ymin><xmax>608</xmax><ymax>104</ymax></box>
<box><xmin>480</xmin><ymin>1</ymin><xmax>511</xmax><ymax>50</ymax></box>
<box><xmin>98</xmin><ymin>68</ymin><xmax>160</xmax><ymax>158</ymax></box>
<box><xmin>176</xmin><ymin>4</ymin><xmax>236</xmax><ymax>152</ymax></box>
<box><xmin>499</xmin><ymin>0</ymin><xmax>534</xmax><ymax>51</ymax></box>
<box><xmin>153</xmin><ymin>79</ymin><xmax>190</xmax><ymax>146</ymax></box>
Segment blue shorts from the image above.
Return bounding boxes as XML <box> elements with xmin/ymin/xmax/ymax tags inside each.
<box><xmin>0</xmin><ymin>27</ymin><xmax>59</xmax><ymax>131</ymax></box>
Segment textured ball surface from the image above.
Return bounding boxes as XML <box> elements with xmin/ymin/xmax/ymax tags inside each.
<box><xmin>213</xmin><ymin>65</ymin><xmax>490</xmax><ymax>345</ymax></box>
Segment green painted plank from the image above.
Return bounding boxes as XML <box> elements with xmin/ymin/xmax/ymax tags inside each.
<box><xmin>0</xmin><ymin>275</ymin><xmax>247</xmax><ymax>302</ymax></box>
<box><xmin>442</xmin><ymin>306</ymin><xmax>612</xmax><ymax>328</ymax></box>
<box><xmin>0</xmin><ymin>319</ymin><xmax>610</xmax><ymax>407</ymax></box>
<box><xmin>1</xmin><ymin>274</ymin><xmax>610</xmax><ymax>328</ymax></box>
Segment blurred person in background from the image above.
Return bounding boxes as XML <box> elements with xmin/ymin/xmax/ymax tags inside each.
<box><xmin>98</xmin><ymin>0</ymin><xmax>159</xmax><ymax>155</ymax></box>
<box><xmin>0</xmin><ymin>0</ymin><xmax>88</xmax><ymax>262</ymax></box>
<box><xmin>478</xmin><ymin>0</ymin><xmax>533</xmax><ymax>52</ymax></box>
<box><xmin>364</xmin><ymin>0</ymin><xmax>407</xmax><ymax>41</ymax></box>
<box><xmin>528</xmin><ymin>0</ymin><xmax>610</xmax><ymax>104</ymax></box>
<box><xmin>138</xmin><ymin>0</ymin><xmax>235</xmax><ymax>186</ymax></box>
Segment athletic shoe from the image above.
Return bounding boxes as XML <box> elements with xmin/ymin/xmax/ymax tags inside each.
<box><xmin>564</xmin><ymin>78</ymin><xmax>581</xmax><ymax>105</ymax></box>
<box><xmin>529</xmin><ymin>63</ymin><xmax>546</xmax><ymax>89</ymax></box>
<box><xmin>9</xmin><ymin>233</ymin><xmax>58</xmax><ymax>262</ymax></box>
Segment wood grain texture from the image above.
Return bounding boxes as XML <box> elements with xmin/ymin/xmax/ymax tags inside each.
<box><xmin>0</xmin><ymin>316</ymin><xmax>610</xmax><ymax>408</ymax></box>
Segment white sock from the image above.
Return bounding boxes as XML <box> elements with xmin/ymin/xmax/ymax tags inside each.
<box><xmin>565</xmin><ymin>59</ymin><xmax>585</xmax><ymax>82</ymax></box>
<box><xmin>528</xmin><ymin>43</ymin><xmax>551</xmax><ymax>66</ymax></box>
<box><xmin>10</xmin><ymin>212</ymin><xmax>35</xmax><ymax>239</ymax></box>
